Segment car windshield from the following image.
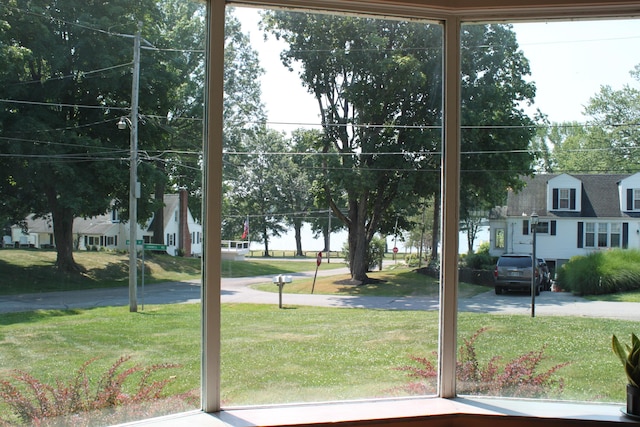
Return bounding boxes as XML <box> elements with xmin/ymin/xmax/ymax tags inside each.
<box><xmin>499</xmin><ymin>256</ymin><xmax>532</xmax><ymax>268</ymax></box>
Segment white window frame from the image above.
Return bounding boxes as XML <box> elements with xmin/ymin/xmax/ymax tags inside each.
<box><xmin>611</xmin><ymin>223</ymin><xmax>621</xmax><ymax>247</ymax></box>
<box><xmin>559</xmin><ymin>188</ymin><xmax>571</xmax><ymax>209</ymax></box>
<box><xmin>198</xmin><ymin>1</ymin><xmax>637</xmax><ymax>424</ymax></box>
<box><xmin>634</xmin><ymin>189</ymin><xmax>640</xmax><ymax>210</ymax></box>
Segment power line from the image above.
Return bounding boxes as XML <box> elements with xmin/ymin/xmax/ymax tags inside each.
<box><xmin>0</xmin><ymin>98</ymin><xmax>128</xmax><ymax>112</ymax></box>
<box><xmin>12</xmin><ymin>63</ymin><xmax>132</xmax><ymax>86</ymax></box>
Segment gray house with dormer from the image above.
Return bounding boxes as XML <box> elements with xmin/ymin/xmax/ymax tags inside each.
<box><xmin>488</xmin><ymin>173</ymin><xmax>640</xmax><ymax>274</ymax></box>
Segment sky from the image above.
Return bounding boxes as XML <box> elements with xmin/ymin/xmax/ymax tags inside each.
<box><xmin>231</xmin><ymin>8</ymin><xmax>640</xmax><ymax>252</ymax></box>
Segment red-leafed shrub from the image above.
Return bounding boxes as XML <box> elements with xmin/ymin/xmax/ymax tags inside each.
<box><xmin>0</xmin><ymin>356</ymin><xmax>192</xmax><ymax>426</ymax></box>
<box><xmin>391</xmin><ymin>327</ymin><xmax>570</xmax><ymax>398</ymax></box>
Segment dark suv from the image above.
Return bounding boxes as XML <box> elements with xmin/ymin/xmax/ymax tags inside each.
<box><xmin>494</xmin><ymin>254</ymin><xmax>543</xmax><ymax>295</ymax></box>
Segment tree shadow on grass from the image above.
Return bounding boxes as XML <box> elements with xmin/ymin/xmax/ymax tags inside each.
<box><xmin>0</xmin><ymin>308</ymin><xmax>84</xmax><ymax>326</ymax></box>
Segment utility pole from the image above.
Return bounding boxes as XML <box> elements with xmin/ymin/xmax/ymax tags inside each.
<box><xmin>128</xmin><ymin>22</ymin><xmax>141</xmax><ymax>313</ymax></box>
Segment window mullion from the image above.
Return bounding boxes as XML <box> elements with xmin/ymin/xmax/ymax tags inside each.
<box><xmin>438</xmin><ymin>15</ymin><xmax>461</xmax><ymax>400</ymax></box>
<box><xmin>202</xmin><ymin>0</ymin><xmax>226</xmax><ymax>413</ymax></box>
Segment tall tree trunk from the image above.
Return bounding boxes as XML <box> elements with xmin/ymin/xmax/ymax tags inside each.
<box><xmin>51</xmin><ymin>205</ymin><xmax>84</xmax><ymax>273</ymax></box>
<box><xmin>430</xmin><ymin>192</ymin><xmax>440</xmax><ymax>262</ymax></box>
<box><xmin>294</xmin><ymin>219</ymin><xmax>303</xmax><ymax>256</ymax></box>
<box><xmin>322</xmin><ymin>228</ymin><xmax>329</xmax><ymax>253</ymax></box>
<box><xmin>44</xmin><ymin>185</ymin><xmax>84</xmax><ymax>273</ymax></box>
<box><xmin>349</xmin><ymin>195</ymin><xmax>369</xmax><ymax>283</ymax></box>
<box><xmin>262</xmin><ymin>226</ymin><xmax>270</xmax><ymax>257</ymax></box>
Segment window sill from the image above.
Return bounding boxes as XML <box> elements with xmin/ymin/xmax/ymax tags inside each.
<box><xmin>122</xmin><ymin>397</ymin><xmax>637</xmax><ymax>427</ymax></box>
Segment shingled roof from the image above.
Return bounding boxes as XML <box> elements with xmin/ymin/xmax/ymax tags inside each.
<box><xmin>505</xmin><ymin>174</ymin><xmax>632</xmax><ymax>219</ymax></box>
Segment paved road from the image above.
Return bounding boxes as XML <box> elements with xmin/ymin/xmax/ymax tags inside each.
<box><xmin>1</xmin><ymin>267</ymin><xmax>639</xmax><ymax>320</ymax></box>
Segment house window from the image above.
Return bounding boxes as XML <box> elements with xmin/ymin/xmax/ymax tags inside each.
<box><xmin>553</xmin><ymin>187</ymin><xmax>576</xmax><ymax>210</ymax></box>
<box><xmin>6</xmin><ymin>4</ymin><xmax>640</xmax><ymax>427</ymax></box>
<box><xmin>495</xmin><ymin>228</ymin><xmax>505</xmax><ymax>249</ymax></box>
<box><xmin>583</xmin><ymin>222</ymin><xmax>623</xmax><ymax>248</ymax></box>
<box><xmin>585</xmin><ymin>223</ymin><xmax>596</xmax><ymax>249</ymax></box>
<box><xmin>559</xmin><ymin>188</ymin><xmax>569</xmax><ymax>209</ymax></box>
<box><xmin>598</xmin><ymin>223</ymin><xmax>608</xmax><ymax>247</ymax></box>
<box><xmin>611</xmin><ymin>223</ymin><xmax>621</xmax><ymax>247</ymax></box>
<box><xmin>634</xmin><ymin>189</ymin><xmax>640</xmax><ymax>210</ymax></box>
<box><xmin>534</xmin><ymin>221</ymin><xmax>549</xmax><ymax>234</ymax></box>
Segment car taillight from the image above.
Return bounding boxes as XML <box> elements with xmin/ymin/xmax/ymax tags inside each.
<box><xmin>494</xmin><ymin>266</ymin><xmax>498</xmax><ymax>278</ymax></box>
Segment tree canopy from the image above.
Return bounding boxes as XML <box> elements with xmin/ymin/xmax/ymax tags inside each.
<box><xmin>0</xmin><ymin>1</ymin><xmax>262</xmax><ymax>272</ymax></box>
<box><xmin>263</xmin><ymin>13</ymin><xmax>537</xmax><ymax>280</ymax></box>
<box><xmin>552</xmin><ymin>66</ymin><xmax>640</xmax><ymax>174</ymax></box>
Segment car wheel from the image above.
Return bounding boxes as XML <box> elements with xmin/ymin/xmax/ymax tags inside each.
<box><xmin>495</xmin><ymin>287</ymin><xmax>503</xmax><ymax>295</ymax></box>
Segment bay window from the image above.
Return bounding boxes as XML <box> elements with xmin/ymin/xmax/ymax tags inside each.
<box><xmin>3</xmin><ymin>1</ymin><xmax>639</xmax><ymax>426</ymax></box>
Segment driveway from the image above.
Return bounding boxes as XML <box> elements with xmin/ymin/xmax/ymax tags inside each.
<box><xmin>0</xmin><ymin>269</ymin><xmax>639</xmax><ymax>321</ymax></box>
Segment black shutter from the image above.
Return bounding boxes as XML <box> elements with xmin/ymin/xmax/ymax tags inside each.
<box><xmin>628</xmin><ymin>189</ymin><xmax>634</xmax><ymax>211</ymax></box>
<box><xmin>577</xmin><ymin>222</ymin><xmax>584</xmax><ymax>248</ymax></box>
<box><xmin>623</xmin><ymin>222</ymin><xmax>629</xmax><ymax>248</ymax></box>
<box><xmin>523</xmin><ymin>220</ymin><xmax>529</xmax><ymax>236</ymax></box>
<box><xmin>550</xmin><ymin>220</ymin><xmax>556</xmax><ymax>236</ymax></box>
<box><xmin>570</xmin><ymin>188</ymin><xmax>576</xmax><ymax>210</ymax></box>
<box><xmin>552</xmin><ymin>188</ymin><xmax>559</xmax><ymax>210</ymax></box>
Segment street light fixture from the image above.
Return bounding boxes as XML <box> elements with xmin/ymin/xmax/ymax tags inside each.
<box><xmin>530</xmin><ymin>211</ymin><xmax>539</xmax><ymax>318</ymax></box>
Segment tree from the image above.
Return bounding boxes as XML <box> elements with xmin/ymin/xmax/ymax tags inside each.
<box><xmin>553</xmin><ymin>67</ymin><xmax>640</xmax><ymax>174</ymax></box>
<box><xmin>459</xmin><ymin>24</ymin><xmax>537</xmax><ymax>249</ymax></box>
<box><xmin>224</xmin><ymin>128</ymin><xmax>290</xmax><ymax>255</ymax></box>
<box><xmin>285</xmin><ymin>129</ymin><xmax>318</xmax><ymax>256</ymax></box>
<box><xmin>0</xmin><ymin>0</ymin><xmax>206</xmax><ymax>271</ymax></box>
<box><xmin>263</xmin><ymin>13</ymin><xmax>536</xmax><ymax>282</ymax></box>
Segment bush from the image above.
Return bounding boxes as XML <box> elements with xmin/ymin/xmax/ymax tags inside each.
<box><xmin>557</xmin><ymin>249</ymin><xmax>640</xmax><ymax>295</ymax></box>
<box><xmin>0</xmin><ymin>356</ymin><xmax>183</xmax><ymax>426</ymax></box>
<box><xmin>342</xmin><ymin>235</ymin><xmax>386</xmax><ymax>271</ymax></box>
<box><xmin>463</xmin><ymin>243</ymin><xmax>496</xmax><ymax>270</ymax></box>
<box><xmin>404</xmin><ymin>253</ymin><xmax>421</xmax><ymax>267</ymax></box>
<box><xmin>390</xmin><ymin>328</ymin><xmax>569</xmax><ymax>398</ymax></box>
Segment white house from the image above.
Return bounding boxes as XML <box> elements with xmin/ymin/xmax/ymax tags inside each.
<box><xmin>488</xmin><ymin>173</ymin><xmax>640</xmax><ymax>276</ymax></box>
<box><xmin>8</xmin><ymin>189</ymin><xmax>202</xmax><ymax>257</ymax></box>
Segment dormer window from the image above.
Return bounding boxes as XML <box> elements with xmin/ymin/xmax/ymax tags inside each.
<box><xmin>559</xmin><ymin>189</ymin><xmax>570</xmax><ymax>209</ymax></box>
<box><xmin>624</xmin><ymin>188</ymin><xmax>640</xmax><ymax>211</ymax></box>
<box><xmin>552</xmin><ymin>188</ymin><xmax>576</xmax><ymax>210</ymax></box>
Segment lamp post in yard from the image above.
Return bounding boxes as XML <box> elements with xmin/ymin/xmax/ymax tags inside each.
<box><xmin>530</xmin><ymin>211</ymin><xmax>539</xmax><ymax>318</ymax></box>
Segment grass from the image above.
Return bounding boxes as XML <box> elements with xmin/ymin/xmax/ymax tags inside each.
<box><xmin>0</xmin><ymin>249</ymin><xmax>343</xmax><ymax>295</ymax></box>
<box><xmin>0</xmin><ymin>249</ymin><xmax>638</xmax><ymax>420</ymax></box>
<box><xmin>252</xmin><ymin>265</ymin><xmax>491</xmax><ymax>298</ymax></box>
<box><xmin>584</xmin><ymin>290</ymin><xmax>640</xmax><ymax>302</ymax></box>
<box><xmin>1</xmin><ymin>303</ymin><xmax>637</xmax><ymax>412</ymax></box>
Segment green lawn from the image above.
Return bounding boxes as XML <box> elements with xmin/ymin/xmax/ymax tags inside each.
<box><xmin>253</xmin><ymin>266</ymin><xmax>491</xmax><ymax>298</ymax></box>
<box><xmin>1</xmin><ymin>249</ymin><xmax>638</xmax><ymax>422</ymax></box>
<box><xmin>0</xmin><ymin>249</ymin><xmax>344</xmax><ymax>295</ymax></box>
<box><xmin>1</xmin><ymin>303</ymin><xmax>637</xmax><ymax>411</ymax></box>
<box><xmin>584</xmin><ymin>290</ymin><xmax>640</xmax><ymax>302</ymax></box>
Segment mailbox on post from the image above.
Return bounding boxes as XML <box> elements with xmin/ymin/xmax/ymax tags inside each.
<box><xmin>272</xmin><ymin>275</ymin><xmax>292</xmax><ymax>309</ymax></box>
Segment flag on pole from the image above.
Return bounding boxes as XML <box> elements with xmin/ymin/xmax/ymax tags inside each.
<box><xmin>241</xmin><ymin>217</ymin><xmax>249</xmax><ymax>239</ymax></box>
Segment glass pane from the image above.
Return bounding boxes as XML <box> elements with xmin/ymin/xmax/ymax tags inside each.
<box><xmin>461</xmin><ymin>18</ymin><xmax>640</xmax><ymax>405</ymax></box>
<box><xmin>222</xmin><ymin>6</ymin><xmax>443</xmax><ymax>406</ymax></box>
<box><xmin>0</xmin><ymin>1</ymin><xmax>205</xmax><ymax>424</ymax></box>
